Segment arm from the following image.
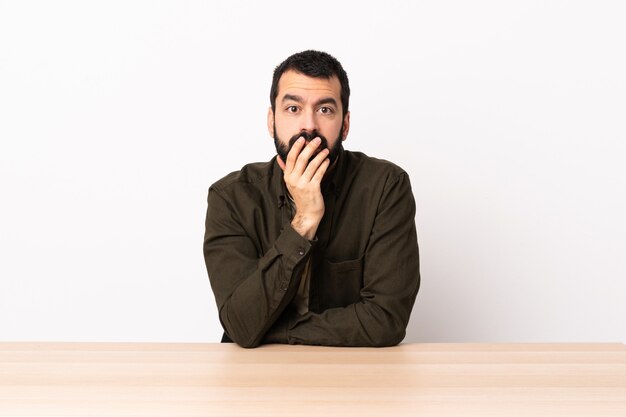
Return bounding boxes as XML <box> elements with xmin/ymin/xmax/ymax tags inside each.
<box><xmin>203</xmin><ymin>189</ymin><xmax>313</xmax><ymax>348</ymax></box>
<box><xmin>264</xmin><ymin>172</ymin><xmax>420</xmax><ymax>347</ymax></box>
<box><xmin>204</xmin><ymin>138</ymin><xmax>330</xmax><ymax>348</ymax></box>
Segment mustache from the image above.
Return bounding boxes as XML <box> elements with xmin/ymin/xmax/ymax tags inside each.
<box><xmin>287</xmin><ymin>130</ymin><xmax>329</xmax><ymax>151</ymax></box>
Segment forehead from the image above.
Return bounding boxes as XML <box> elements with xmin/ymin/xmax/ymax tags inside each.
<box><xmin>277</xmin><ymin>70</ymin><xmax>341</xmax><ymax>100</ymax></box>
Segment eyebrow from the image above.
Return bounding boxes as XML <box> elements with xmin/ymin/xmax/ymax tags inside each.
<box><xmin>282</xmin><ymin>94</ymin><xmax>338</xmax><ymax>107</ymax></box>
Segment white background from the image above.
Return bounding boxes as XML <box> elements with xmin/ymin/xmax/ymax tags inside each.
<box><xmin>1</xmin><ymin>0</ymin><xmax>624</xmax><ymax>343</ymax></box>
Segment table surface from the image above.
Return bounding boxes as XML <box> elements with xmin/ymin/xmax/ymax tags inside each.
<box><xmin>1</xmin><ymin>342</ymin><xmax>625</xmax><ymax>417</ymax></box>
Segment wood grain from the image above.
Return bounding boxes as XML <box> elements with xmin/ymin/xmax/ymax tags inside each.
<box><xmin>1</xmin><ymin>343</ymin><xmax>625</xmax><ymax>416</ymax></box>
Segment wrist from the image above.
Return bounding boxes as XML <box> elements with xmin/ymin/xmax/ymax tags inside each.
<box><xmin>291</xmin><ymin>213</ymin><xmax>320</xmax><ymax>240</ymax></box>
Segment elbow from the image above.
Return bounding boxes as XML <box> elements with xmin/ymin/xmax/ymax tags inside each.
<box><xmin>219</xmin><ymin>310</ymin><xmax>263</xmax><ymax>349</ymax></box>
<box><xmin>369</xmin><ymin>326</ymin><xmax>405</xmax><ymax>347</ymax></box>
<box><xmin>222</xmin><ymin>327</ymin><xmax>263</xmax><ymax>349</ymax></box>
<box><xmin>234</xmin><ymin>336</ymin><xmax>262</xmax><ymax>349</ymax></box>
<box><xmin>219</xmin><ymin>329</ymin><xmax>262</xmax><ymax>348</ymax></box>
<box><xmin>359</xmin><ymin>302</ymin><xmax>408</xmax><ymax>347</ymax></box>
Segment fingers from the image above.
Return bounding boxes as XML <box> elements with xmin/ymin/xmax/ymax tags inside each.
<box><xmin>291</xmin><ymin>137</ymin><xmax>322</xmax><ymax>175</ymax></box>
<box><xmin>302</xmin><ymin>148</ymin><xmax>330</xmax><ymax>181</ymax></box>
<box><xmin>312</xmin><ymin>158</ymin><xmax>331</xmax><ymax>182</ymax></box>
<box><xmin>283</xmin><ymin>135</ymin><xmax>329</xmax><ymax>184</ymax></box>
<box><xmin>285</xmin><ymin>137</ymin><xmax>306</xmax><ymax>173</ymax></box>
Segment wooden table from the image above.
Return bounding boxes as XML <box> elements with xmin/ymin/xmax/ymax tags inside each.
<box><xmin>1</xmin><ymin>342</ymin><xmax>625</xmax><ymax>416</ymax></box>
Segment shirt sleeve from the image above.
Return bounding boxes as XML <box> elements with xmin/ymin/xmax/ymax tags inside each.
<box><xmin>264</xmin><ymin>172</ymin><xmax>420</xmax><ymax>347</ymax></box>
<box><xmin>203</xmin><ymin>187</ymin><xmax>313</xmax><ymax>348</ymax></box>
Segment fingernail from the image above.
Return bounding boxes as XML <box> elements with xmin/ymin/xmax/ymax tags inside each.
<box><xmin>313</xmin><ymin>137</ymin><xmax>321</xmax><ymax>144</ymax></box>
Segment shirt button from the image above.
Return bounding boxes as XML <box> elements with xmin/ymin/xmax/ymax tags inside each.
<box><xmin>280</xmin><ymin>282</ymin><xmax>288</xmax><ymax>291</ymax></box>
<box><xmin>297</xmin><ymin>248</ymin><xmax>305</xmax><ymax>256</ymax></box>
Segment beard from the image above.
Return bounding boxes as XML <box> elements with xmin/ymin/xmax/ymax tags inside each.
<box><xmin>273</xmin><ymin>121</ymin><xmax>344</xmax><ymax>167</ymax></box>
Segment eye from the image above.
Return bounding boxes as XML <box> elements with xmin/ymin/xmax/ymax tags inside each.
<box><xmin>319</xmin><ymin>107</ymin><xmax>334</xmax><ymax>114</ymax></box>
<box><xmin>286</xmin><ymin>105</ymin><xmax>299</xmax><ymax>113</ymax></box>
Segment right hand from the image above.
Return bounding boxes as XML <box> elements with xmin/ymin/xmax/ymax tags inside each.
<box><xmin>277</xmin><ymin>137</ymin><xmax>330</xmax><ymax>240</ymax></box>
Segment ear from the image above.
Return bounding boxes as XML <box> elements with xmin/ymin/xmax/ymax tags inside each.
<box><xmin>267</xmin><ymin>107</ymin><xmax>275</xmax><ymax>138</ymax></box>
<box><xmin>341</xmin><ymin>111</ymin><xmax>350</xmax><ymax>141</ymax></box>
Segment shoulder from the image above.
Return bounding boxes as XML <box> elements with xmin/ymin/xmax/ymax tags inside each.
<box><xmin>341</xmin><ymin>151</ymin><xmax>415</xmax><ymax>216</ymax></box>
<box><xmin>343</xmin><ymin>150</ymin><xmax>409</xmax><ymax>183</ymax></box>
<box><xmin>209</xmin><ymin>159</ymin><xmax>276</xmax><ymax>194</ymax></box>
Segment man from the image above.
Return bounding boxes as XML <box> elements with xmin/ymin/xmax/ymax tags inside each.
<box><xmin>203</xmin><ymin>50</ymin><xmax>419</xmax><ymax>348</ymax></box>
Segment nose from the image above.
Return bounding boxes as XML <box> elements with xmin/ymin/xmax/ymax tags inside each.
<box><xmin>300</xmin><ymin>108</ymin><xmax>318</xmax><ymax>133</ymax></box>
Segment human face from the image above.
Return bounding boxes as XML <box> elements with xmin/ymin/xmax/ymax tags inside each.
<box><xmin>268</xmin><ymin>70</ymin><xmax>350</xmax><ymax>166</ymax></box>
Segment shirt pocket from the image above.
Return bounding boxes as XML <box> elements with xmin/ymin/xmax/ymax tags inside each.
<box><xmin>320</xmin><ymin>255</ymin><xmax>364</xmax><ymax>309</ymax></box>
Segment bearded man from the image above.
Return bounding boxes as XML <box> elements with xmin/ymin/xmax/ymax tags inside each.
<box><xmin>204</xmin><ymin>50</ymin><xmax>420</xmax><ymax>348</ymax></box>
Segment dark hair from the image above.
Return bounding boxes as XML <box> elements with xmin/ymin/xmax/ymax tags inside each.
<box><xmin>270</xmin><ymin>50</ymin><xmax>350</xmax><ymax>117</ymax></box>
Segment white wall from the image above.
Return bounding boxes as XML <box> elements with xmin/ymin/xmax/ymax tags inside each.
<box><xmin>1</xmin><ymin>0</ymin><xmax>624</xmax><ymax>343</ymax></box>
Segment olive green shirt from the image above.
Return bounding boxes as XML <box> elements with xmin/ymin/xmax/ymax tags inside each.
<box><xmin>203</xmin><ymin>150</ymin><xmax>420</xmax><ymax>348</ymax></box>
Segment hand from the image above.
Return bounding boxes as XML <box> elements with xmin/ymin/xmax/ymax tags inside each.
<box><xmin>277</xmin><ymin>137</ymin><xmax>330</xmax><ymax>240</ymax></box>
